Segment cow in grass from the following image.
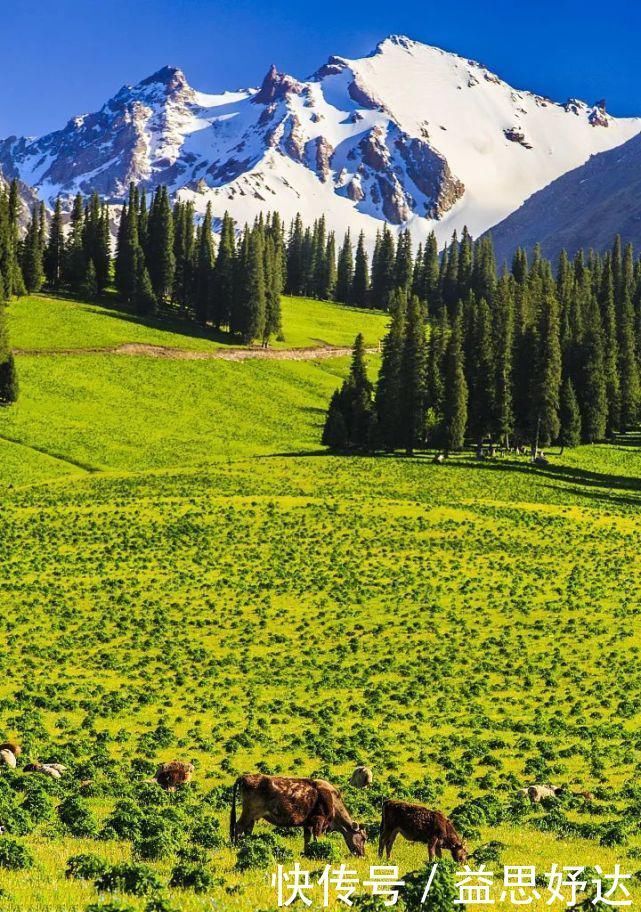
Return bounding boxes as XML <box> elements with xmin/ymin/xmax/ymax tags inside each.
<box><xmin>155</xmin><ymin>761</ymin><xmax>194</xmax><ymax>792</ymax></box>
<box><xmin>518</xmin><ymin>784</ymin><xmax>564</xmax><ymax>804</ymax></box>
<box><xmin>350</xmin><ymin>766</ymin><xmax>373</xmax><ymax>788</ymax></box>
<box><xmin>378</xmin><ymin>799</ymin><xmax>467</xmax><ymax>862</ymax></box>
<box><xmin>230</xmin><ymin>773</ymin><xmax>367</xmax><ymax>856</ymax></box>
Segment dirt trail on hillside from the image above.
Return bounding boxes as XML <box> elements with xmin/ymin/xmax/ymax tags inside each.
<box><xmin>14</xmin><ymin>343</ymin><xmax>379</xmax><ymax>361</ymax></box>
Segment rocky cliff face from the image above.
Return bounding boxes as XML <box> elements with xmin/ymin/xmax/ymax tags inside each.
<box><xmin>2</xmin><ymin>36</ymin><xmax>639</xmax><ymax>246</ymax></box>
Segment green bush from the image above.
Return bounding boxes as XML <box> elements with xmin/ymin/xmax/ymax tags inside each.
<box><xmin>58</xmin><ymin>796</ymin><xmax>98</xmax><ymax>837</ymax></box>
<box><xmin>190</xmin><ymin>815</ymin><xmax>224</xmax><ymax>848</ymax></box>
<box><xmin>95</xmin><ymin>862</ymin><xmax>163</xmax><ymax>896</ymax></box>
<box><xmin>102</xmin><ymin>799</ymin><xmax>145</xmax><ymax>840</ymax></box>
<box><xmin>66</xmin><ymin>853</ymin><xmax>109</xmax><ymax>880</ymax></box>
<box><xmin>134</xmin><ymin>830</ymin><xmax>178</xmax><ymax>861</ymax></box>
<box><xmin>235</xmin><ymin>839</ymin><xmax>273</xmax><ymax>871</ymax></box>
<box><xmin>169</xmin><ymin>861</ymin><xmax>214</xmax><ymax>893</ymax></box>
<box><xmin>402</xmin><ymin>859</ymin><xmax>457</xmax><ymax>912</ymax></box>
<box><xmin>303</xmin><ymin>839</ymin><xmax>342</xmax><ymax>863</ymax></box>
<box><xmin>0</xmin><ymin>838</ymin><xmax>34</xmax><ymax>870</ymax></box>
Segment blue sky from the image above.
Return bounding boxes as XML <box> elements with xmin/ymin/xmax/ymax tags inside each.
<box><xmin>2</xmin><ymin>0</ymin><xmax>640</xmax><ymax>136</ymax></box>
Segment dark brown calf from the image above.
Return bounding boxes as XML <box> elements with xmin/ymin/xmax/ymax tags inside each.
<box><xmin>154</xmin><ymin>761</ymin><xmax>194</xmax><ymax>792</ymax></box>
<box><xmin>378</xmin><ymin>799</ymin><xmax>467</xmax><ymax>862</ymax></box>
<box><xmin>230</xmin><ymin>773</ymin><xmax>366</xmax><ymax>856</ymax></box>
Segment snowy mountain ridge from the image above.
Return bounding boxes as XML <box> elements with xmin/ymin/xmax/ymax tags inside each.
<box><xmin>1</xmin><ymin>35</ymin><xmax>639</xmax><ymax>245</ymax></box>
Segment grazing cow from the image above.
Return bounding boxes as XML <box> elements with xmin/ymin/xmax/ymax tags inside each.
<box><xmin>0</xmin><ymin>742</ymin><xmax>21</xmax><ymax>758</ymax></box>
<box><xmin>230</xmin><ymin>773</ymin><xmax>367</xmax><ymax>856</ymax></box>
<box><xmin>0</xmin><ymin>749</ymin><xmax>16</xmax><ymax>769</ymax></box>
<box><xmin>155</xmin><ymin>761</ymin><xmax>194</xmax><ymax>792</ymax></box>
<box><xmin>350</xmin><ymin>766</ymin><xmax>373</xmax><ymax>788</ymax></box>
<box><xmin>378</xmin><ymin>800</ymin><xmax>467</xmax><ymax>862</ymax></box>
<box><xmin>518</xmin><ymin>784</ymin><xmax>564</xmax><ymax>804</ymax></box>
<box><xmin>24</xmin><ymin>762</ymin><xmax>66</xmax><ymax>779</ymax></box>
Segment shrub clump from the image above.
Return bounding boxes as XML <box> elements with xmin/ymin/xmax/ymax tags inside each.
<box><xmin>303</xmin><ymin>839</ymin><xmax>342</xmax><ymax>863</ymax></box>
<box><xmin>102</xmin><ymin>799</ymin><xmax>145</xmax><ymax>841</ymax></box>
<box><xmin>236</xmin><ymin>832</ymin><xmax>293</xmax><ymax>871</ymax></box>
<box><xmin>95</xmin><ymin>862</ymin><xmax>163</xmax><ymax>896</ymax></box>
<box><xmin>66</xmin><ymin>852</ymin><xmax>109</xmax><ymax>880</ymax></box>
<box><xmin>190</xmin><ymin>815</ymin><xmax>224</xmax><ymax>849</ymax></box>
<box><xmin>0</xmin><ymin>838</ymin><xmax>34</xmax><ymax>870</ymax></box>
<box><xmin>402</xmin><ymin>859</ymin><xmax>457</xmax><ymax>912</ymax></box>
<box><xmin>58</xmin><ymin>796</ymin><xmax>99</xmax><ymax>837</ymax></box>
<box><xmin>169</xmin><ymin>861</ymin><xmax>214</xmax><ymax>893</ymax></box>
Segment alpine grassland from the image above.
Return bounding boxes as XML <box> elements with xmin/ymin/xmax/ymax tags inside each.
<box><xmin>1</xmin><ymin>294</ymin><xmax>641</xmax><ymax>911</ymax></box>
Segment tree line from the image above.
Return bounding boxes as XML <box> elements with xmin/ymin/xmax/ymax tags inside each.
<box><xmin>323</xmin><ymin>232</ymin><xmax>641</xmax><ymax>454</ymax></box>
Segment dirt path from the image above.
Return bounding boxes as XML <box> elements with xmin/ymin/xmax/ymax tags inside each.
<box><xmin>14</xmin><ymin>343</ymin><xmax>379</xmax><ymax>361</ymax></box>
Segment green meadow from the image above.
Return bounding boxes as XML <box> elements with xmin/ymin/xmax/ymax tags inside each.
<box><xmin>0</xmin><ymin>294</ymin><xmax>641</xmax><ymax>911</ymax></box>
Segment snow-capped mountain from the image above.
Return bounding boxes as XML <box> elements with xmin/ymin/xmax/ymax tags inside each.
<box><xmin>1</xmin><ymin>35</ymin><xmax>640</xmax><ymax>245</ymax></box>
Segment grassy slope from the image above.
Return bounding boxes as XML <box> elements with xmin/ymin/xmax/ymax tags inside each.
<box><xmin>1</xmin><ymin>295</ymin><xmax>641</xmax><ymax>910</ymax></box>
<box><xmin>9</xmin><ymin>294</ymin><xmax>388</xmax><ymax>352</ymax></box>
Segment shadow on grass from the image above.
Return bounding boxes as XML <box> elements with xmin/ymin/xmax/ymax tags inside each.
<box><xmin>56</xmin><ymin>293</ymin><xmax>245</xmax><ymax>348</ymax></box>
<box><xmin>262</xmin><ymin>447</ymin><xmax>641</xmax><ymax>504</ymax></box>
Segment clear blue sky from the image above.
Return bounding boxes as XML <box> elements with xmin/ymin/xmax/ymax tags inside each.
<box><xmin>3</xmin><ymin>0</ymin><xmax>640</xmax><ymax>137</ymax></box>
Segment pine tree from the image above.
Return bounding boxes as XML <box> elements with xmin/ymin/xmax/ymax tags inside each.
<box><xmin>322</xmin><ymin>390</ymin><xmax>349</xmax><ymax>449</ymax></box>
<box><xmin>559</xmin><ymin>377</ymin><xmax>582</xmax><ymax>447</ymax></box>
<box><xmin>443</xmin><ymin>314</ymin><xmax>468</xmax><ymax>452</ymax></box>
<box><xmin>617</xmin><ymin>290</ymin><xmax>640</xmax><ymax>429</ymax></box>
<box><xmin>467</xmin><ymin>295</ymin><xmax>496</xmax><ymax>443</ymax></box>
<box><xmin>578</xmin><ymin>286</ymin><xmax>607</xmax><ymax>442</ymax></box>
<box><xmin>213</xmin><ymin>211</ymin><xmax>236</xmax><ymax>328</ymax></box>
<box><xmin>134</xmin><ymin>246</ymin><xmax>156</xmax><ymax>315</ymax></box>
<box><xmin>65</xmin><ymin>192</ymin><xmax>86</xmax><ymax>291</ymax></box>
<box><xmin>399</xmin><ymin>295</ymin><xmax>427</xmax><ymax>455</ymax></box>
<box><xmin>0</xmin><ymin>181</ymin><xmax>26</xmax><ymax>298</ymax></box>
<box><xmin>82</xmin><ymin>192</ymin><xmax>110</xmax><ymax>293</ymax></box>
<box><xmin>441</xmin><ymin>232</ymin><xmax>460</xmax><ymax>314</ymax></box>
<box><xmin>351</xmin><ymin>231</ymin><xmax>369</xmax><ymax>307</ymax></box>
<box><xmin>394</xmin><ymin>229</ymin><xmax>413</xmax><ymax>293</ymax></box>
<box><xmin>426</xmin><ymin>308</ymin><xmax>449</xmax><ymax>429</ymax></box>
<box><xmin>43</xmin><ymin>197</ymin><xmax>65</xmax><ymax>291</ymax></box>
<box><xmin>322</xmin><ymin>333</ymin><xmax>373</xmax><ymax>450</ymax></box>
<box><xmin>493</xmin><ymin>274</ymin><xmax>515</xmax><ymax>446</ymax></box>
<box><xmin>193</xmin><ymin>203</ymin><xmax>215</xmax><ymax>326</ymax></box>
<box><xmin>172</xmin><ymin>200</ymin><xmax>195</xmax><ymax>314</ymax></box>
<box><xmin>115</xmin><ymin>184</ymin><xmax>140</xmax><ymax>304</ymax></box>
<box><xmin>0</xmin><ymin>296</ymin><xmax>17</xmax><ymax>404</ymax></box>
<box><xmin>421</xmin><ymin>232</ymin><xmax>440</xmax><ymax>312</ymax></box>
<box><xmin>21</xmin><ymin>206</ymin><xmax>45</xmax><ymax>294</ymax></box>
<box><xmin>263</xmin><ymin>234</ymin><xmax>282</xmax><ymax>346</ymax></box>
<box><xmin>335</xmin><ymin>231</ymin><xmax>354</xmax><ymax>304</ymax></box>
<box><xmin>320</xmin><ymin>231</ymin><xmax>336</xmax><ymax>300</ymax></box>
<box><xmin>371</xmin><ymin>224</ymin><xmax>396</xmax><ymax>310</ymax></box>
<box><xmin>599</xmin><ymin>263</ymin><xmax>621</xmax><ymax>436</ymax></box>
<box><xmin>286</xmin><ymin>214</ymin><xmax>304</xmax><ymax>295</ymax></box>
<box><xmin>311</xmin><ymin>216</ymin><xmax>327</xmax><ymax>298</ymax></box>
<box><xmin>81</xmin><ymin>259</ymin><xmax>98</xmax><ymax>300</ymax></box>
<box><xmin>375</xmin><ymin>290</ymin><xmax>406</xmax><ymax>449</ymax></box>
<box><xmin>147</xmin><ymin>186</ymin><xmax>175</xmax><ymax>304</ymax></box>
<box><xmin>532</xmin><ymin>287</ymin><xmax>562</xmax><ymax>445</ymax></box>
<box><xmin>238</xmin><ymin>226</ymin><xmax>266</xmax><ymax>343</ymax></box>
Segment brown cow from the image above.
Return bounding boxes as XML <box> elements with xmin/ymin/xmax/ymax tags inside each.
<box><xmin>230</xmin><ymin>773</ymin><xmax>367</xmax><ymax>856</ymax></box>
<box><xmin>154</xmin><ymin>761</ymin><xmax>194</xmax><ymax>792</ymax></box>
<box><xmin>378</xmin><ymin>800</ymin><xmax>467</xmax><ymax>862</ymax></box>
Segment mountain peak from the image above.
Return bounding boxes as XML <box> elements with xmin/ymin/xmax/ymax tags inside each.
<box><xmin>139</xmin><ymin>65</ymin><xmax>189</xmax><ymax>90</ymax></box>
<box><xmin>371</xmin><ymin>34</ymin><xmax>421</xmax><ymax>57</ymax></box>
<box><xmin>252</xmin><ymin>64</ymin><xmax>303</xmax><ymax>104</ymax></box>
